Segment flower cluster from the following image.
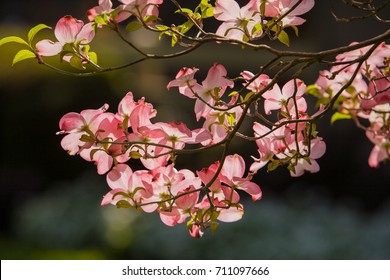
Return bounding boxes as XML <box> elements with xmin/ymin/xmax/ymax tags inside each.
<box><xmin>241</xmin><ymin>73</ymin><xmax>326</xmax><ymax>176</ymax></box>
<box><xmin>310</xmin><ymin>42</ymin><xmax>390</xmax><ymax>167</ymax></box>
<box><xmin>33</xmin><ymin>0</ymin><xmax>316</xmax><ymax>69</ymax></box>
<box><xmin>56</xmin><ymin>84</ymin><xmax>263</xmax><ymax>237</ymax></box>
<box><xmin>3</xmin><ymin>0</ymin><xmax>389</xmax><ymax>238</ymax></box>
<box><xmin>167</xmin><ymin>64</ymin><xmax>327</xmax><ymax>177</ymax></box>
<box><xmin>35</xmin><ymin>0</ymin><xmax>164</xmax><ymax>66</ymax></box>
<box><xmin>167</xmin><ymin>63</ymin><xmax>236</xmax><ymax>143</ymax></box>
<box><xmin>214</xmin><ymin>0</ymin><xmax>315</xmax><ymax>41</ymax></box>
<box><xmin>35</xmin><ymin>16</ymin><xmax>96</xmax><ymax>66</ymax></box>
<box><xmin>57</xmin><ymin>62</ymin><xmax>330</xmax><ymax>236</ymax></box>
<box><xmin>87</xmin><ymin>0</ymin><xmax>163</xmax><ymax>23</ymax></box>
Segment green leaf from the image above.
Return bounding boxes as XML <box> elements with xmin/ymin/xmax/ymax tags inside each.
<box><xmin>87</xmin><ymin>51</ymin><xmax>98</xmax><ymax>64</ymax></box>
<box><xmin>12</xmin><ymin>49</ymin><xmax>36</xmax><ymax>65</ymax></box>
<box><xmin>177</xmin><ymin>20</ymin><xmax>194</xmax><ymax>34</ymax></box>
<box><xmin>303</xmin><ymin>156</ymin><xmax>312</xmax><ymax>165</ymax></box>
<box><xmin>116</xmin><ymin>200</ymin><xmax>132</xmax><ymax>208</ymax></box>
<box><xmin>28</xmin><ymin>24</ymin><xmax>51</xmax><ymax>44</ymax></box>
<box><xmin>210</xmin><ymin>209</ymin><xmax>220</xmax><ymax>221</ymax></box>
<box><xmin>217</xmin><ymin>114</ymin><xmax>225</xmax><ymax>125</ymax></box>
<box><xmin>334</xmin><ymin>94</ymin><xmax>348</xmax><ymax>106</ymax></box>
<box><xmin>306</xmin><ymin>84</ymin><xmax>320</xmax><ymax>96</ymax></box>
<box><xmin>89</xmin><ymin>149</ymin><xmax>101</xmax><ymax>160</ymax></box>
<box><xmin>199</xmin><ymin>0</ymin><xmax>214</xmax><ymax>18</ymax></box>
<box><xmin>267</xmin><ymin>160</ymin><xmax>281</xmax><ymax>172</ymax></box>
<box><xmin>122</xmin><ymin>116</ymin><xmax>129</xmax><ymax>130</ymax></box>
<box><xmin>156</xmin><ymin>25</ymin><xmax>170</xmax><ymax>40</ymax></box>
<box><xmin>130</xmin><ymin>151</ymin><xmax>143</xmax><ymax>159</ymax></box>
<box><xmin>80</xmin><ymin>134</ymin><xmax>95</xmax><ymax>143</ymax></box>
<box><xmin>61</xmin><ymin>43</ymin><xmax>74</xmax><ymax>53</ymax></box>
<box><xmin>82</xmin><ymin>44</ymin><xmax>90</xmax><ymax>53</ymax></box>
<box><xmin>260</xmin><ymin>1</ymin><xmax>266</xmax><ymax>16</ymax></box>
<box><xmin>132</xmin><ymin>187</ymin><xmax>145</xmax><ymax>197</ymax></box>
<box><xmin>158</xmin><ymin>32</ymin><xmax>165</xmax><ymax>40</ymax></box>
<box><xmin>0</xmin><ymin>36</ymin><xmax>29</xmax><ymax>47</ymax></box>
<box><xmin>252</xmin><ymin>23</ymin><xmax>263</xmax><ymax>36</ymax></box>
<box><xmin>112</xmin><ymin>191</ymin><xmax>131</xmax><ymax>200</ymax></box>
<box><xmin>330</xmin><ymin>112</ymin><xmax>352</xmax><ymax>124</ymax></box>
<box><xmin>211</xmin><ymin>221</ymin><xmax>219</xmax><ymax>235</ymax></box>
<box><xmin>94</xmin><ymin>14</ymin><xmax>108</xmax><ymax>25</ymax></box>
<box><xmin>278</xmin><ymin>30</ymin><xmax>290</xmax><ymax>47</ymax></box>
<box><xmin>143</xmin><ymin>15</ymin><xmax>159</xmax><ymax>23</ymax></box>
<box><xmin>126</xmin><ymin>21</ymin><xmax>143</xmax><ymax>32</ymax></box>
<box><xmin>202</xmin><ymin>6</ymin><xmax>214</xmax><ymax>18</ymax></box>
<box><xmin>69</xmin><ymin>55</ymin><xmax>86</xmax><ymax>70</ymax></box>
<box><xmin>227</xmin><ymin>113</ymin><xmax>236</xmax><ymax>126</ymax></box>
<box><xmin>242</xmin><ymin>91</ymin><xmax>255</xmax><ymax>103</ymax></box>
<box><xmin>280</xmin><ymin>110</ymin><xmax>290</xmax><ymax>118</ymax></box>
<box><xmin>155</xmin><ymin>25</ymin><xmax>169</xmax><ymax>31</ymax></box>
<box><xmin>287</xmin><ymin>163</ymin><xmax>296</xmax><ymax>174</ymax></box>
<box><xmin>290</xmin><ymin>25</ymin><xmax>299</xmax><ymax>37</ymax></box>
<box><xmin>345</xmin><ymin>85</ymin><xmax>356</xmax><ymax>95</ymax></box>
<box><xmin>175</xmin><ymin>8</ymin><xmax>193</xmax><ymax>15</ymax></box>
<box><xmin>171</xmin><ymin>34</ymin><xmax>179</xmax><ymax>47</ymax></box>
<box><xmin>306</xmin><ymin>122</ymin><xmax>317</xmax><ymax>138</ymax></box>
<box><xmin>200</xmin><ymin>0</ymin><xmax>210</xmax><ymax>6</ymax></box>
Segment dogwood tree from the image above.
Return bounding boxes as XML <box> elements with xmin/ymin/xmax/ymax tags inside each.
<box><xmin>1</xmin><ymin>0</ymin><xmax>389</xmax><ymax>237</ymax></box>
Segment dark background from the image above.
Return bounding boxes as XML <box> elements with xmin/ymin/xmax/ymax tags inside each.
<box><xmin>0</xmin><ymin>0</ymin><xmax>389</xmax><ymax>259</ymax></box>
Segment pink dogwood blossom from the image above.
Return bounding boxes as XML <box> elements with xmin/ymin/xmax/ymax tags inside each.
<box><xmin>250</xmin><ymin>122</ymin><xmax>274</xmax><ymax>172</ymax></box>
<box><xmin>335</xmin><ymin>42</ymin><xmax>390</xmax><ymax>74</ymax></box>
<box><xmin>167</xmin><ymin>67</ymin><xmax>199</xmax><ymax>97</ymax></box>
<box><xmin>220</xmin><ymin>154</ymin><xmax>262</xmax><ymax>201</ymax></box>
<box><xmin>315</xmin><ymin>69</ymin><xmax>368</xmax><ymax>102</ymax></box>
<box><xmin>116</xmin><ymin>0</ymin><xmax>163</xmax><ymax>23</ymax></box>
<box><xmin>36</xmin><ymin>16</ymin><xmax>95</xmax><ymax>57</ymax></box>
<box><xmin>87</xmin><ymin>0</ymin><xmax>114</xmax><ymax>21</ymax></box>
<box><xmin>101</xmin><ymin>164</ymin><xmax>151</xmax><ymax>207</ymax></box>
<box><xmin>57</xmin><ymin>104</ymin><xmax>108</xmax><ymax>155</ymax></box>
<box><xmin>79</xmin><ymin>112</ymin><xmax>127</xmax><ymax>174</ymax></box>
<box><xmin>141</xmin><ymin>165</ymin><xmax>201</xmax><ymax>212</ymax></box>
<box><xmin>261</xmin><ymin>0</ymin><xmax>315</xmax><ymax>26</ymax></box>
<box><xmin>116</xmin><ymin>91</ymin><xmax>156</xmax><ymax>132</ymax></box>
<box><xmin>241</xmin><ymin>71</ymin><xmax>271</xmax><ymax>93</ymax></box>
<box><xmin>139</xmin><ymin>121</ymin><xmax>211</xmax><ymax>152</ymax></box>
<box><xmin>214</xmin><ymin>0</ymin><xmax>262</xmax><ymax>41</ymax></box>
<box><xmin>361</xmin><ymin>75</ymin><xmax>390</xmax><ymax>110</ymax></box>
<box><xmin>194</xmin><ymin>64</ymin><xmax>234</xmax><ymax>120</ymax></box>
<box><xmin>262</xmin><ymin>79</ymin><xmax>307</xmax><ymax>115</ymax></box>
<box><xmin>273</xmin><ymin>134</ymin><xmax>326</xmax><ymax>177</ymax></box>
<box><xmin>168</xmin><ymin>64</ymin><xmax>234</xmax><ymax>121</ymax></box>
<box><xmin>197</xmin><ymin>162</ymin><xmax>244</xmax><ymax>223</ymax></box>
<box><xmin>366</xmin><ymin>123</ymin><xmax>390</xmax><ymax>168</ymax></box>
<box><xmin>201</xmin><ymin>107</ymin><xmax>242</xmax><ymax>145</ymax></box>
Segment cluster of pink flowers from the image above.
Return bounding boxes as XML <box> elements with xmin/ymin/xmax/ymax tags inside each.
<box><xmin>239</xmin><ymin>72</ymin><xmax>326</xmax><ymax>176</ymax></box>
<box><xmin>214</xmin><ymin>0</ymin><xmax>315</xmax><ymax>41</ymax></box>
<box><xmin>57</xmin><ymin>85</ymin><xmax>263</xmax><ymax>237</ymax></box>
<box><xmin>167</xmin><ymin>64</ymin><xmax>327</xmax><ymax>177</ymax></box>
<box><xmin>87</xmin><ymin>0</ymin><xmax>163</xmax><ymax>23</ymax></box>
<box><xmin>35</xmin><ymin>0</ymin><xmax>164</xmax><ymax>60</ymax></box>
<box><xmin>167</xmin><ymin>63</ymin><xmax>237</xmax><ymax>143</ymax></box>
<box><xmin>35</xmin><ymin>0</ymin><xmax>316</xmax><ymax>62</ymax></box>
<box><xmin>28</xmin><ymin>0</ymin><xmax>389</xmax><ymax>237</ymax></box>
<box><xmin>313</xmin><ymin>42</ymin><xmax>390</xmax><ymax>167</ymax></box>
<box><xmin>35</xmin><ymin>16</ymin><xmax>95</xmax><ymax>59</ymax></box>
<box><xmin>57</xmin><ymin>61</ymin><xmax>331</xmax><ymax>236</ymax></box>
<box><xmin>36</xmin><ymin>0</ymin><xmax>326</xmax><ymax>237</ymax></box>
